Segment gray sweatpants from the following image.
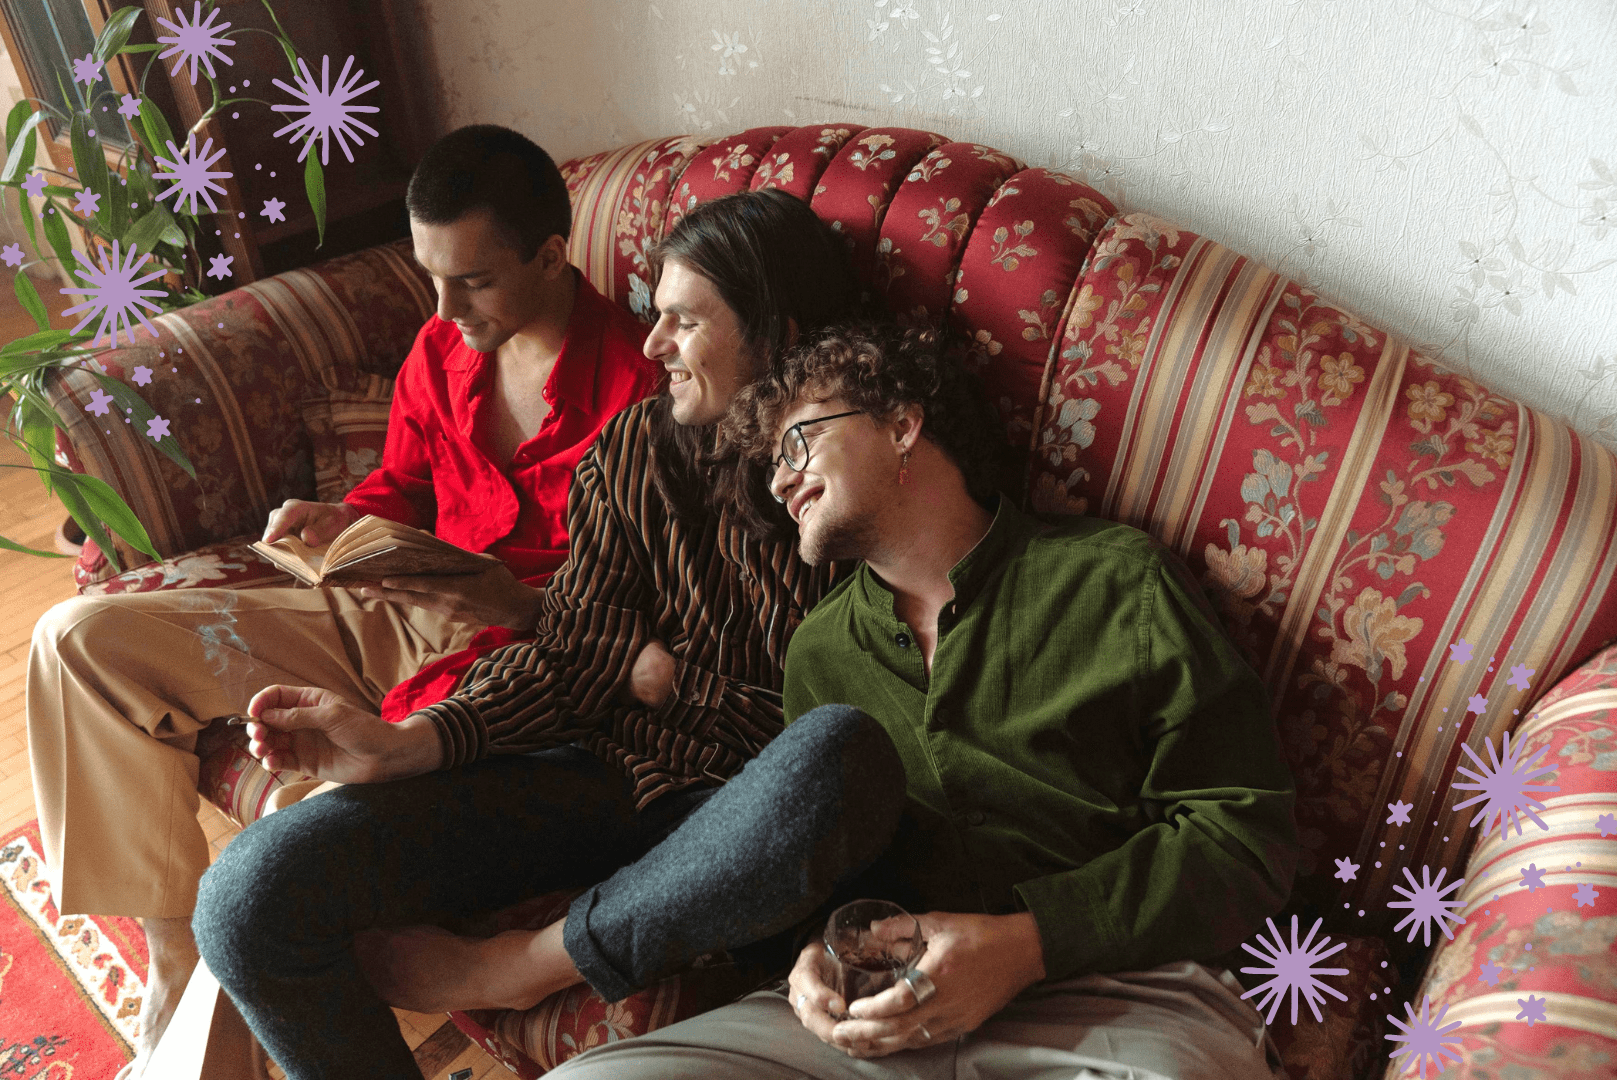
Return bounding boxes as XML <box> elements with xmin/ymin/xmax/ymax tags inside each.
<box><xmin>549</xmin><ymin>961</ymin><xmax>1286</xmax><ymax>1080</ymax></box>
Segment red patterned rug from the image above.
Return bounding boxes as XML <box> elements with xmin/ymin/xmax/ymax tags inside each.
<box><xmin>0</xmin><ymin>820</ymin><xmax>145</xmax><ymax>1077</ymax></box>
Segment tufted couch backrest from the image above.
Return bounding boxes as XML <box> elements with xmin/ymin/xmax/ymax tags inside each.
<box><xmin>561</xmin><ymin>125</ymin><xmax>1617</xmax><ymax>977</ymax></box>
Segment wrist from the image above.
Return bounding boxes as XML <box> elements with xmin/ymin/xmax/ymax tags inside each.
<box><xmin>391</xmin><ymin>713</ymin><xmax>446</xmax><ymax>778</ymax></box>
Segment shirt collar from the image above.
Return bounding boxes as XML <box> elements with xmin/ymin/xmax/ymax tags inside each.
<box><xmin>851</xmin><ymin>496</ymin><xmax>1037</xmax><ymax>622</ymax></box>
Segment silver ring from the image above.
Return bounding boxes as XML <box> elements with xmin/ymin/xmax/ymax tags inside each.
<box><xmin>902</xmin><ymin>969</ymin><xmax>936</xmax><ymax>1005</ymax></box>
<box><xmin>796</xmin><ymin>992</ymin><xmax>808</xmax><ymax>1014</ymax></box>
<box><xmin>918</xmin><ymin>1024</ymin><xmax>932</xmax><ymax>1042</ymax></box>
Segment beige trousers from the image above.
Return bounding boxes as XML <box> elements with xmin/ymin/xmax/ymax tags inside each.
<box><xmin>26</xmin><ymin>586</ymin><xmax>480</xmax><ymax>919</ymax></box>
<box><xmin>550</xmin><ymin>962</ymin><xmax>1285</xmax><ymax>1080</ymax></box>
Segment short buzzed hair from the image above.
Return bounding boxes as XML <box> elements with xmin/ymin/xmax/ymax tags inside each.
<box><xmin>405</xmin><ymin>125</ymin><xmax>569</xmax><ymax>261</ymax></box>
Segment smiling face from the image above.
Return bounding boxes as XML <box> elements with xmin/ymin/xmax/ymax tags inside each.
<box><xmin>768</xmin><ymin>393</ymin><xmax>893</xmax><ymax>566</ymax></box>
<box><xmin>643</xmin><ymin>259</ymin><xmax>758</xmax><ymax>426</ymax></box>
<box><xmin>411</xmin><ymin>208</ymin><xmax>565</xmax><ymax>354</ymax></box>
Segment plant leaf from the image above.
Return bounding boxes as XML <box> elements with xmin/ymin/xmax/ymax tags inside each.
<box><xmin>41</xmin><ymin>202</ymin><xmax>84</xmax><ymax>287</ymax></box>
<box><xmin>70</xmin><ymin>111</ymin><xmax>120</xmax><ymax>235</ymax></box>
<box><xmin>70</xmin><ymin>468</ymin><xmax>159</xmax><ymax>561</ymax></box>
<box><xmin>1</xmin><ymin>110</ymin><xmax>44</xmax><ymax>182</ymax></box>
<box><xmin>304</xmin><ymin>138</ymin><xmax>326</xmax><ymax>247</ymax></box>
<box><xmin>138</xmin><ymin>98</ymin><xmax>174</xmax><ymax>160</ymax></box>
<box><xmin>89</xmin><ymin>371</ymin><xmax>197</xmax><ymax>479</ymax></box>
<box><xmin>4</xmin><ymin>99</ymin><xmax>30</xmax><ymax>149</ymax></box>
<box><xmin>1</xmin><ymin>328</ymin><xmax>82</xmax><ymax>355</ymax></box>
<box><xmin>0</xmin><ymin>529</ymin><xmax>68</xmax><ymax>558</ymax></box>
<box><xmin>13</xmin><ymin>269</ymin><xmax>48</xmax><ymax>331</ymax></box>
<box><xmin>259</xmin><ymin>0</ymin><xmax>303</xmax><ymax>70</ymax></box>
<box><xmin>123</xmin><ymin>203</ymin><xmax>176</xmax><ymax>253</ymax></box>
<box><xmin>41</xmin><ymin>465</ymin><xmax>128</xmax><ymax>571</ymax></box>
<box><xmin>93</xmin><ymin>5</ymin><xmax>145</xmax><ymax>64</ymax></box>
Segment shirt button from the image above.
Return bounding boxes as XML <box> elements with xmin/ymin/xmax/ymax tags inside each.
<box><xmin>966</xmin><ymin>810</ymin><xmax>987</xmax><ymax>826</ymax></box>
<box><xmin>895</xmin><ymin>633</ymin><xmax>911</xmax><ymax>649</ymax></box>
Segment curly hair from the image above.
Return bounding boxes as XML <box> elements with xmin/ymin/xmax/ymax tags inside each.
<box><xmin>724</xmin><ymin>322</ymin><xmax>1012</xmax><ymax>511</ymax></box>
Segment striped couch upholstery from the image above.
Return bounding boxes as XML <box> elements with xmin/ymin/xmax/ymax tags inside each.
<box><xmin>44</xmin><ymin>125</ymin><xmax>1617</xmax><ymax>1080</ymax></box>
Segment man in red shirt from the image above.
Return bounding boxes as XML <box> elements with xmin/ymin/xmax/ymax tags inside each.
<box><xmin>26</xmin><ymin>124</ymin><xmax>660</xmax><ymax>1078</ymax></box>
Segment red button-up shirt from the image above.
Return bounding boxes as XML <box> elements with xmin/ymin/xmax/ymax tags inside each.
<box><xmin>343</xmin><ymin>272</ymin><xmax>662</xmax><ymax>719</ymax></box>
<box><xmin>345</xmin><ymin>272</ymin><xmax>661</xmax><ymax>584</ymax></box>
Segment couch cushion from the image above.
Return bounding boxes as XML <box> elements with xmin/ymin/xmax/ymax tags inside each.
<box><xmin>75</xmin><ymin>535</ymin><xmax>292</xmax><ymax>594</ymax></box>
<box><xmin>1027</xmin><ymin>211</ymin><xmax>1617</xmax><ymax>979</ymax></box>
<box><xmin>301</xmin><ymin>369</ymin><xmax>393</xmax><ymax>503</ymax></box>
<box><xmin>1383</xmin><ymin>644</ymin><xmax>1617</xmax><ymax>1079</ymax></box>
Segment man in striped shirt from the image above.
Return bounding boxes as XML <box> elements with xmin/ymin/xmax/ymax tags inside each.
<box><xmin>195</xmin><ymin>191</ymin><xmax>916</xmax><ymax>1080</ymax></box>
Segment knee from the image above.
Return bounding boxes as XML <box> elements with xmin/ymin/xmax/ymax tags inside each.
<box><xmin>192</xmin><ymin>811</ymin><xmax>317</xmax><ymax>982</ymax></box>
<box><xmin>787</xmin><ymin>705</ymin><xmax>904</xmax><ymax>786</ymax></box>
<box><xmin>30</xmin><ymin>595</ymin><xmax>102</xmax><ymax>662</ymax></box>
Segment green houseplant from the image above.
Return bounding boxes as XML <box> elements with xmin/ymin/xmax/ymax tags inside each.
<box><xmin>0</xmin><ymin>0</ymin><xmax>334</xmax><ymax>571</ymax></box>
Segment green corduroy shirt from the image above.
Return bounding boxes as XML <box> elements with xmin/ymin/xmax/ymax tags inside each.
<box><xmin>782</xmin><ymin>500</ymin><xmax>1300</xmax><ymax>982</ymax></box>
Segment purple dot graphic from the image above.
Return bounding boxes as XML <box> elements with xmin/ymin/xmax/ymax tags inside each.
<box><xmin>1443</xmin><ymin>836</ymin><xmax>1449</xmax><ymax>842</ymax></box>
<box><xmin>1380</xmin><ymin>961</ymin><xmax>1388</xmax><ymax>968</ymax></box>
<box><xmin>195</xmin><ymin>397</ymin><xmax>201</xmax><ymax>403</ymax></box>
<box><xmin>1375</xmin><ymin>861</ymin><xmax>1382</xmax><ymax>867</ymax></box>
<box><xmin>68</xmin><ymin>167</ymin><xmax>74</xmax><ymax>173</ymax></box>
<box><xmin>232</xmin><ymin>112</ymin><xmax>239</xmax><ymax>119</ymax></box>
<box><xmin>233</xmin><ymin>233</ymin><xmax>239</xmax><ymax>238</ymax></box>
<box><xmin>1526</xmin><ymin>943</ymin><xmax>1533</xmax><ymax>950</ymax></box>
<box><xmin>217</xmin><ymin>322</ymin><xmax>223</xmax><ymax>328</ymax></box>
<box><xmin>255</xmin><ymin>163</ymin><xmax>262</xmax><ymax>170</ymax></box>
<box><xmin>1370</xmin><ymin>992</ymin><xmax>1377</xmax><ymax>1000</ymax></box>
<box><xmin>1399</xmin><ymin>844</ymin><xmax>1405</xmax><ymax>850</ymax></box>
<box><xmin>101</xmin><ymin>105</ymin><xmax>107</xmax><ymax>111</ymax></box>
<box><xmin>171</xmin><ymin>367</ymin><xmax>176</xmax><ymax>372</ymax></box>
<box><xmin>243</xmin><ymin>79</ymin><xmax>250</xmax><ymax>86</ymax></box>
<box><xmin>229</xmin><ymin>85</ymin><xmax>237</xmax><ymax>92</ymax></box>
<box><xmin>215</xmin><ymin>230</ymin><xmax>221</xmax><ymax>236</ymax></box>
<box><xmin>131</xmin><ymin>202</ymin><xmax>137</xmax><ymax>208</ymax></box>
<box><xmin>1380</xmin><ymin>841</ymin><xmax>1386</xmax><ymax>848</ymax></box>
<box><xmin>1357</xmin><ymin>909</ymin><xmax>1364</xmax><ymax>916</ymax></box>
<box><xmin>87</xmin><ymin>129</ymin><xmax>95</xmax><ymax>137</ymax></box>
<box><xmin>1396</xmin><ymin>751</ymin><xmax>1403</xmax><ymax>757</ymax></box>
<box><xmin>270</xmin><ymin>171</ymin><xmax>276</xmax><ymax>177</ymax></box>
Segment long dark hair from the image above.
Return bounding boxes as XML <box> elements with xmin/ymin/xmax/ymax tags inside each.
<box><xmin>644</xmin><ymin>189</ymin><xmax>859</xmax><ymax>535</ymax></box>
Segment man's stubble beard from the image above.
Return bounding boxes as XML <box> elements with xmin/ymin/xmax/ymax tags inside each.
<box><xmin>798</xmin><ymin>504</ymin><xmax>882</xmax><ymax>567</ymax></box>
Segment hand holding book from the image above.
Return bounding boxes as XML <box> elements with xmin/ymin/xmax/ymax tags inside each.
<box><xmin>251</xmin><ymin>514</ymin><xmax>501</xmax><ymax>587</ymax></box>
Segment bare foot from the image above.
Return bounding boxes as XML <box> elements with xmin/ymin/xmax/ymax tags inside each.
<box><xmin>116</xmin><ymin>916</ymin><xmax>199</xmax><ymax>1079</ymax></box>
<box><xmin>115</xmin><ymin>917</ymin><xmax>269</xmax><ymax>1080</ymax></box>
<box><xmin>354</xmin><ymin>920</ymin><xmax>582</xmax><ymax>1013</ymax></box>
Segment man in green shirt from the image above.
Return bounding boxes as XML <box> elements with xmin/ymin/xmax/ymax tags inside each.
<box><xmin>549</xmin><ymin>323</ymin><xmax>1298</xmax><ymax>1079</ymax></box>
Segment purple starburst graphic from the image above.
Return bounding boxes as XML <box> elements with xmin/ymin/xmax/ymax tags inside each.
<box><xmin>1520</xmin><ymin>862</ymin><xmax>1548</xmax><ymax>891</ymax></box>
<box><xmin>207</xmin><ymin>253</ymin><xmax>234</xmax><ymax>280</ymax></box>
<box><xmin>153</xmin><ymin>134</ymin><xmax>231</xmax><ymax>214</ymax></box>
<box><xmin>21</xmin><ymin>170</ymin><xmax>46</xmax><ymax>200</ymax></box>
<box><xmin>1516</xmin><ymin>994</ymin><xmax>1547</xmax><ymax>1027</ymax></box>
<box><xmin>1449</xmin><ymin>640</ymin><xmax>1473</xmax><ymax>664</ymax></box>
<box><xmin>1467</xmin><ymin>692</ymin><xmax>1488</xmax><ymax>715</ymax></box>
<box><xmin>270</xmin><ymin>54</ymin><xmax>380</xmax><ymax>165</ymax></box>
<box><xmin>1387</xmin><ymin>800</ymin><xmax>1413</xmax><ymax>826</ymax></box>
<box><xmin>1574</xmin><ymin>882</ymin><xmax>1600</xmax><ymax>908</ymax></box>
<box><xmin>71</xmin><ymin>53</ymin><xmax>102</xmax><ymax>86</ymax></box>
<box><xmin>1386</xmin><ymin>995</ymin><xmax>1464</xmax><ymax>1079</ymax></box>
<box><xmin>260</xmin><ymin>196</ymin><xmax>287</xmax><ymax>223</ymax></box>
<box><xmin>1599</xmin><ymin>813</ymin><xmax>1616</xmax><ymax>837</ymax></box>
<box><xmin>1238</xmin><ymin>915</ymin><xmax>1349</xmax><ymax>1024</ymax></box>
<box><xmin>1506</xmin><ymin>664</ymin><xmax>1535</xmax><ymax>692</ymax></box>
<box><xmin>156</xmin><ymin>0</ymin><xmax>234</xmax><ymax>85</ymax></box>
<box><xmin>118</xmin><ymin>93</ymin><xmax>142</xmax><ymax>121</ymax></box>
<box><xmin>59</xmin><ymin>241</ymin><xmax>166</xmax><ymax>348</ymax></box>
<box><xmin>84</xmin><ymin>388</ymin><xmax>114</xmax><ymax>416</ymax></box>
<box><xmin>145</xmin><ymin>415</ymin><xmax>171</xmax><ymax>442</ymax></box>
<box><xmin>1</xmin><ymin>243</ymin><xmax>20</xmax><ymax>267</ymax></box>
<box><xmin>1478</xmin><ymin>962</ymin><xmax>1501</xmax><ymax>986</ymax></box>
<box><xmin>1451</xmin><ymin>730</ymin><xmax>1558</xmax><ymax>839</ymax></box>
<box><xmin>132</xmin><ymin>364</ymin><xmax>152</xmax><ymax>386</ymax></box>
<box><xmin>1388</xmin><ymin>865</ymin><xmax>1466</xmax><ymax>946</ymax></box>
<box><xmin>72</xmin><ymin>189</ymin><xmax>101</xmax><ymax>216</ymax></box>
<box><xmin>1333</xmin><ymin>857</ymin><xmax>1360</xmax><ymax>883</ymax></box>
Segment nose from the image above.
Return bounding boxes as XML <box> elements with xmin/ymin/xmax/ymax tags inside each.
<box><xmin>435</xmin><ymin>281</ymin><xmax>467</xmax><ymax>324</ymax></box>
<box><xmin>644</xmin><ymin>314</ymin><xmax>675</xmax><ymax>363</ymax></box>
<box><xmin>769</xmin><ymin>456</ymin><xmax>797</xmax><ymax>505</ymax></box>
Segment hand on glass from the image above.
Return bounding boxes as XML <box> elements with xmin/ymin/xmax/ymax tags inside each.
<box><xmin>358</xmin><ymin>562</ymin><xmax>544</xmax><ymax>630</ymax></box>
<box><xmin>787</xmin><ymin>910</ymin><xmax>1046</xmax><ymax>1058</ymax></box>
<box><xmin>261</xmin><ymin>498</ymin><xmax>361</xmax><ymax>546</ymax></box>
<box><xmin>243</xmin><ymin>684</ymin><xmax>443</xmax><ymax>784</ymax></box>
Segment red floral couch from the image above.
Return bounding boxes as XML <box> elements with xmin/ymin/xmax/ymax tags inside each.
<box><xmin>42</xmin><ymin>125</ymin><xmax>1617</xmax><ymax>1080</ymax></box>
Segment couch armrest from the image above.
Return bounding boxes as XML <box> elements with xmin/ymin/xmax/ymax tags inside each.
<box><xmin>41</xmin><ymin>238</ymin><xmax>432</xmax><ymax>571</ymax></box>
<box><xmin>1386</xmin><ymin>643</ymin><xmax>1617</xmax><ymax>1080</ymax></box>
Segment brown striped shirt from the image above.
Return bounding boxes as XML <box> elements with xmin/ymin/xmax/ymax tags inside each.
<box><xmin>416</xmin><ymin>398</ymin><xmax>839</xmax><ymax>806</ymax></box>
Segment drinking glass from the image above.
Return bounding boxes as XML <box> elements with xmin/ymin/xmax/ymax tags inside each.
<box><xmin>822</xmin><ymin>899</ymin><xmax>926</xmax><ymax>1020</ymax></box>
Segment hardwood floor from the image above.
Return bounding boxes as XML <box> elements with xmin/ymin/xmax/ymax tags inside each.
<box><xmin>0</xmin><ymin>286</ymin><xmax>502</xmax><ymax>1079</ymax></box>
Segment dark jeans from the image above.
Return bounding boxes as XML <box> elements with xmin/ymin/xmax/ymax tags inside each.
<box><xmin>193</xmin><ymin>705</ymin><xmax>905</xmax><ymax>1080</ymax></box>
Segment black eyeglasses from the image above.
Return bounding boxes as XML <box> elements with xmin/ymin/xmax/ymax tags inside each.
<box><xmin>769</xmin><ymin>410</ymin><xmax>862</xmax><ymax>502</ymax></box>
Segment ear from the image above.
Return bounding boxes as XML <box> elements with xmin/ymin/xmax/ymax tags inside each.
<box><xmin>891</xmin><ymin>404</ymin><xmax>924</xmax><ymax>455</ymax></box>
<box><xmin>538</xmin><ymin>233</ymin><xmax>570</xmax><ymax>277</ymax></box>
<box><xmin>785</xmin><ymin>316</ymin><xmax>800</xmax><ymax>348</ymax></box>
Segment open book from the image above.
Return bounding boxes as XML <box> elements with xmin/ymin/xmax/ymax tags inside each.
<box><xmin>250</xmin><ymin>515</ymin><xmax>500</xmax><ymax>587</ymax></box>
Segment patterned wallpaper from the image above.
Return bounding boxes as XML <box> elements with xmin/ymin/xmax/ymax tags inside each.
<box><xmin>409</xmin><ymin>0</ymin><xmax>1617</xmax><ymax>443</ymax></box>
